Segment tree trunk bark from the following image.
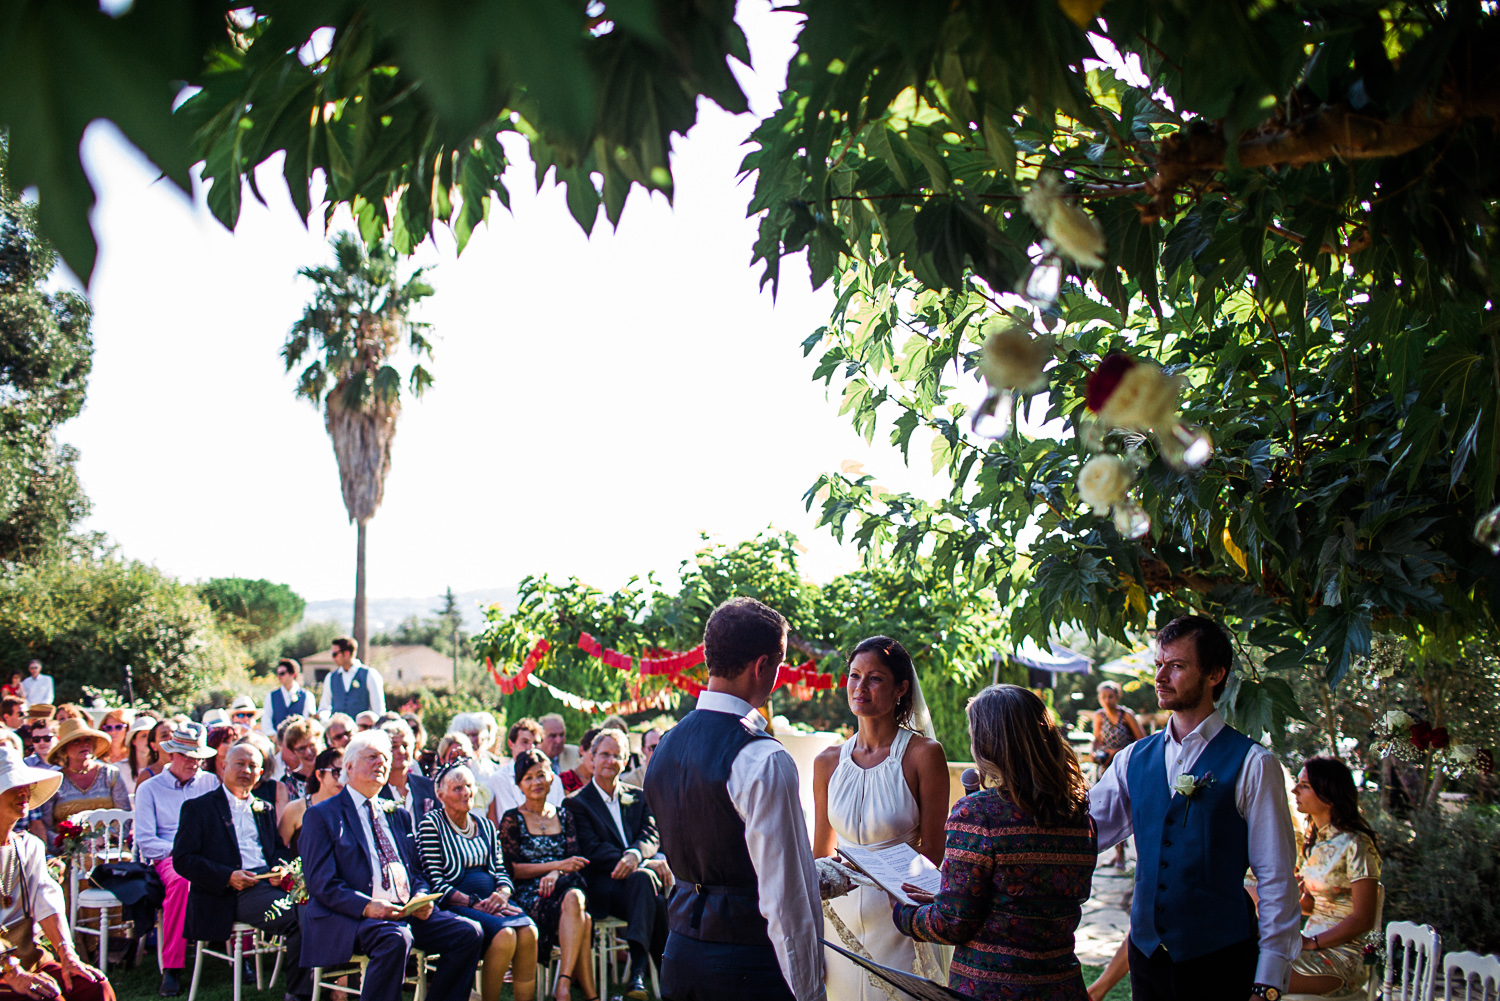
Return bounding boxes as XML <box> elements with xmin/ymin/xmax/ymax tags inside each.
<box><xmin>354</xmin><ymin>519</ymin><xmax>368</xmax><ymax>652</ymax></box>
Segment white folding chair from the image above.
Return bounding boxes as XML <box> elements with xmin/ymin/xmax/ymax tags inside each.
<box><xmin>1284</xmin><ymin>883</ymin><xmax>1384</xmax><ymax>1001</ymax></box>
<box><xmin>1385</xmin><ymin>920</ymin><xmax>1442</xmax><ymax>1001</ymax></box>
<box><xmin>1444</xmin><ymin>951</ymin><xmax>1500</xmax><ymax>1001</ymax></box>
<box><xmin>595</xmin><ymin>916</ymin><xmax>659</xmax><ymax>998</ymax></box>
<box><xmin>65</xmin><ymin>808</ymin><xmax>134</xmax><ymax>971</ymax></box>
<box><xmin>187</xmin><ymin>923</ymin><xmax>285</xmax><ymax>1001</ymax></box>
<box><xmin>311</xmin><ymin>949</ymin><xmax>431</xmax><ymax>1001</ymax></box>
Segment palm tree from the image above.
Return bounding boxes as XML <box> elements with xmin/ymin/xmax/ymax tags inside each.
<box><xmin>284</xmin><ymin>233</ymin><xmax>435</xmax><ymax>650</ymax></box>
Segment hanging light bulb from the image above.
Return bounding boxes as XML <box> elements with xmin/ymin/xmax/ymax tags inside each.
<box><xmin>1475</xmin><ymin>502</ymin><xmax>1500</xmax><ymax>554</ymax></box>
<box><xmin>1112</xmin><ymin>498</ymin><xmax>1152</xmax><ymax>539</ymax></box>
<box><xmin>970</xmin><ymin>388</ymin><xmax>1014</xmax><ymax>438</ymax></box>
<box><xmin>1159</xmin><ymin>422</ymin><xmax>1215</xmax><ymax>470</ymax></box>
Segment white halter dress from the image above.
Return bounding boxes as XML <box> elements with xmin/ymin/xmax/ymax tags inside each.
<box><xmin>823</xmin><ymin>728</ymin><xmax>950</xmax><ymax>1000</ymax></box>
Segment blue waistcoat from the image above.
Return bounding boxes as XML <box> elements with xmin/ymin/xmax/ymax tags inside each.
<box><xmin>328</xmin><ymin>667</ymin><xmax>371</xmax><ymax>717</ymax></box>
<box><xmin>1128</xmin><ymin>723</ymin><xmax>1258</xmax><ymax>960</ymax></box>
<box><xmin>269</xmin><ymin>686</ymin><xmax>313</xmax><ymax>730</ymax></box>
<box><xmin>645</xmin><ymin>708</ymin><xmax>774</xmax><ymax>946</ymax></box>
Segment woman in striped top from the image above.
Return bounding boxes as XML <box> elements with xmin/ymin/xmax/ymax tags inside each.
<box><xmin>418</xmin><ymin>763</ymin><xmax>539</xmax><ymax>1001</ymax></box>
<box><xmin>891</xmin><ymin>685</ymin><xmax>1097</xmax><ymax>1001</ymax></box>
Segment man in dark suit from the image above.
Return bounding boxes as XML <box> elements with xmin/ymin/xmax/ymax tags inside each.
<box><xmin>174</xmin><ymin>742</ymin><xmax>313</xmax><ymax>1000</ymax></box>
<box><xmin>570</xmin><ymin>727</ymin><xmax>669</xmax><ymax>1000</ymax></box>
<box><xmin>377</xmin><ymin>719</ymin><xmax>436</xmax><ymax>828</ymax></box>
<box><xmin>298</xmin><ymin>730</ymin><xmax>483</xmax><ymax>1001</ymax></box>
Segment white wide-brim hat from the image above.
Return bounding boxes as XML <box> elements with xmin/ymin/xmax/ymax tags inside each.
<box><xmin>0</xmin><ymin>747</ymin><xmax>62</xmax><ymax>809</ymax></box>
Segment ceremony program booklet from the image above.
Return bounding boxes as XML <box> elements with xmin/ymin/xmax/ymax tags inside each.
<box><xmin>397</xmin><ymin>893</ymin><xmax>443</xmax><ymax>918</ymax></box>
<box><xmin>821</xmin><ymin>940</ymin><xmax>973</xmax><ymax>1001</ymax></box>
<box><xmin>838</xmin><ymin>842</ymin><xmax>942</xmax><ymax>905</ymax></box>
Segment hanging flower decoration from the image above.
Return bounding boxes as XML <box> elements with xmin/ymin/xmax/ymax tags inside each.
<box><xmin>1076</xmin><ymin>454</ymin><xmax>1151</xmax><ymax>538</ymax></box>
<box><xmin>1082</xmin><ymin>353</ymin><xmax>1214</xmax><ymax>470</ymax></box>
<box><xmin>970</xmin><ymin>318</ymin><xmax>1055</xmax><ymax>438</ymax></box>
<box><xmin>1022</xmin><ymin>173</ymin><xmax>1106</xmax><ymax>269</ymax></box>
<box><xmin>1473</xmin><ymin>502</ymin><xmax>1500</xmax><ymax>554</ymax></box>
<box><xmin>1371</xmin><ymin>710</ymin><xmax>1492</xmax><ymax>775</ymax></box>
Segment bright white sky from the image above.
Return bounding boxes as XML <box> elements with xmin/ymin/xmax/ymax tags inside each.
<box><xmin>63</xmin><ymin>2</ymin><xmax>953</xmax><ymax>609</ymax></box>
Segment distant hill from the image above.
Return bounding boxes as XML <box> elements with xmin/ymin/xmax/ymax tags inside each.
<box><xmin>301</xmin><ymin>588</ymin><xmax>519</xmax><ymax>634</ymax></box>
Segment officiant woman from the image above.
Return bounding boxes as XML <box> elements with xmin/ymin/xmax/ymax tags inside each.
<box><xmin>890</xmin><ymin>684</ymin><xmax>1096</xmax><ymax>1001</ymax></box>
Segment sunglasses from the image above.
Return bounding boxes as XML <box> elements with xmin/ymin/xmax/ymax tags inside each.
<box><xmin>102</xmin><ymin>723</ymin><xmax>128</xmax><ymax>732</ymax></box>
<box><xmin>31</xmin><ymin>734</ymin><xmax>55</xmax><ymax>743</ymax></box>
<box><xmin>231</xmin><ymin>712</ymin><xmax>256</xmax><ymax>720</ymax></box>
<box><xmin>323</xmin><ymin>766</ymin><xmax>343</xmax><ymax>778</ymax></box>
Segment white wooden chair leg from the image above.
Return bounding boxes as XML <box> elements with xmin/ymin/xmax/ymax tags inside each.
<box><xmin>311</xmin><ymin>966</ymin><xmax>323</xmax><ymax>1001</ymax></box>
<box><xmin>232</xmin><ymin>933</ymin><xmax>243</xmax><ymax>1001</ymax></box>
<box><xmin>187</xmin><ymin>941</ymin><xmax>206</xmax><ymax>1001</ymax></box>
<box><xmin>253</xmin><ymin>931</ymin><xmax>264</xmax><ymax>991</ymax></box>
<box><xmin>97</xmin><ymin>909</ymin><xmax>108</xmax><ymax>971</ymax></box>
<box><xmin>268</xmin><ymin>933</ymin><xmax>285</xmax><ymax>989</ymax></box>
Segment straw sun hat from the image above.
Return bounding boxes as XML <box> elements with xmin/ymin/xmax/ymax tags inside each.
<box><xmin>0</xmin><ymin>747</ymin><xmax>61</xmax><ymax>810</ymax></box>
<box><xmin>46</xmin><ymin>718</ymin><xmax>111</xmax><ymax>767</ymax></box>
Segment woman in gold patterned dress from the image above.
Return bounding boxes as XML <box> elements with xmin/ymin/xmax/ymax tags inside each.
<box><xmin>1289</xmin><ymin>756</ymin><xmax>1382</xmax><ymax>995</ymax></box>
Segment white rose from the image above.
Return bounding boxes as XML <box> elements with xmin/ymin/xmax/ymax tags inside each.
<box><xmin>1452</xmin><ymin>744</ymin><xmax>1478</xmax><ymax>763</ymax></box>
<box><xmin>1021</xmin><ymin>173</ymin><xmax>1106</xmax><ymax>269</ymax></box>
<box><xmin>1171</xmin><ymin>775</ymin><xmax>1197</xmax><ymax>797</ymax></box>
<box><xmin>976</xmin><ymin>322</ymin><xmax>1054</xmax><ymax>393</ymax></box>
<box><xmin>1383</xmin><ymin>710</ymin><xmax>1414</xmax><ymax>731</ymax></box>
<box><xmin>1077</xmin><ymin>455</ymin><xmax>1133</xmax><ymax>509</ymax></box>
<box><xmin>1096</xmin><ymin>363</ymin><xmax>1181</xmax><ymax>430</ymax></box>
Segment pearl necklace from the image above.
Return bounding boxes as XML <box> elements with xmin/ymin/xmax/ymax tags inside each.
<box><xmin>450</xmin><ymin>811</ymin><xmax>475</xmax><ymax>837</ymax></box>
<box><xmin>0</xmin><ymin>842</ymin><xmax>18</xmax><ymax>908</ymax></box>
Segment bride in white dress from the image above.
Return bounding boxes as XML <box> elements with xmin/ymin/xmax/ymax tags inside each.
<box><xmin>813</xmin><ymin>636</ymin><xmax>951</xmax><ymax>1000</ymax></box>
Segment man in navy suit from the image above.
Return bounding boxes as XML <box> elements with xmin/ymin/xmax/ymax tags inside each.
<box><xmin>174</xmin><ymin>743</ymin><xmax>313</xmax><ymax>999</ymax></box>
<box><xmin>571</xmin><ymin>728</ymin><xmax>669</xmax><ymax>1000</ymax></box>
<box><xmin>298</xmin><ymin>730</ymin><xmax>484</xmax><ymax>1001</ymax></box>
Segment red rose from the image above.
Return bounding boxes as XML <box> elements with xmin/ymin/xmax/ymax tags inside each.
<box><xmin>1429</xmin><ymin>727</ymin><xmax>1450</xmax><ymax>750</ymax></box>
<box><xmin>1085</xmin><ymin>354</ymin><xmax>1136</xmax><ymax>413</ymax></box>
<box><xmin>1409</xmin><ymin>721</ymin><xmax>1432</xmax><ymax>750</ymax></box>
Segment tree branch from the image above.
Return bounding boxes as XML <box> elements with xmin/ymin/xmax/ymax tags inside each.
<box><xmin>788</xmin><ymin>632</ymin><xmax>840</xmax><ymax>661</ymax></box>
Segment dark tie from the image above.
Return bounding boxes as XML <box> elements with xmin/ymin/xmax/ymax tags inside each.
<box><xmin>366</xmin><ymin>800</ymin><xmax>400</xmax><ymax>891</ymax></box>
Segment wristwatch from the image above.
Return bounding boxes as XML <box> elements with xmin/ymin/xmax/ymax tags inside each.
<box><xmin>1251</xmin><ymin>985</ymin><xmax>1282</xmax><ymax>1001</ymax></box>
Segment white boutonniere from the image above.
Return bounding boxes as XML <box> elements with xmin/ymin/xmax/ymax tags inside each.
<box><xmin>250</xmin><ymin>798</ymin><xmax>270</xmax><ymax>813</ymax></box>
<box><xmin>350</xmin><ymin>679</ymin><xmax>360</xmax><ymax>689</ymax></box>
<box><xmin>619</xmin><ymin>791</ymin><xmax>636</xmax><ymax>807</ymax></box>
<box><xmin>375</xmin><ymin>798</ymin><xmax>399</xmax><ymax>814</ymax></box>
<box><xmin>1172</xmin><ymin>771</ymin><xmax>1215</xmax><ymax>822</ymax></box>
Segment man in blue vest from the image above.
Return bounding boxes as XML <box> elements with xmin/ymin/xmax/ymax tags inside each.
<box><xmin>1089</xmin><ymin>615</ymin><xmax>1300</xmax><ymax>1001</ymax></box>
<box><xmin>645</xmin><ymin>597</ymin><xmax>824</xmax><ymax>1001</ymax></box>
<box><xmin>261</xmin><ymin>657</ymin><xmax>316</xmax><ymax>737</ymax></box>
<box><xmin>318</xmin><ymin>637</ymin><xmax>386</xmax><ymax>719</ymax></box>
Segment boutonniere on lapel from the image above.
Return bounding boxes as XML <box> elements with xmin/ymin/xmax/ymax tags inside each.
<box><xmin>618</xmin><ymin>790</ymin><xmax>636</xmax><ymax>808</ymax></box>
<box><xmin>350</xmin><ymin>678</ymin><xmax>360</xmax><ymax>689</ymax></box>
<box><xmin>250</xmin><ymin>798</ymin><xmax>270</xmax><ymax>813</ymax></box>
<box><xmin>1172</xmin><ymin>772</ymin><xmax>1215</xmax><ymax>822</ymax></box>
<box><xmin>375</xmin><ymin>798</ymin><xmax>399</xmax><ymax>814</ymax></box>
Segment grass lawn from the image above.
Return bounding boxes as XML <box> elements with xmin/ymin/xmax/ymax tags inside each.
<box><xmin>103</xmin><ymin>957</ymin><xmax>1132</xmax><ymax>1001</ymax></box>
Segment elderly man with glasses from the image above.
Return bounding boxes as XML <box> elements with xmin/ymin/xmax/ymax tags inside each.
<box><xmin>261</xmin><ymin>658</ymin><xmax>315</xmax><ymax>737</ymax></box>
<box><xmin>300</xmin><ymin>730</ymin><xmax>483</xmax><ymax>1001</ymax></box>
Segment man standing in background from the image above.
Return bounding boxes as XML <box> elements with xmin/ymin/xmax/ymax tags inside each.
<box><xmin>318</xmin><ymin>638</ymin><xmax>386</xmax><ymax>719</ymax></box>
<box><xmin>21</xmin><ymin>660</ymin><xmax>53</xmax><ymax>706</ymax></box>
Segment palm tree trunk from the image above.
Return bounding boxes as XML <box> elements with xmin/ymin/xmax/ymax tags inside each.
<box><xmin>353</xmin><ymin>518</ymin><xmax>368</xmax><ymax>652</ymax></box>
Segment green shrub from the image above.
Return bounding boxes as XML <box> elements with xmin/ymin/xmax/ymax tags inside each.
<box><xmin>387</xmin><ymin>685</ymin><xmax>499</xmax><ymax>750</ymax></box>
<box><xmin>1369</xmin><ymin>805</ymin><xmax>1500</xmax><ymax>952</ymax></box>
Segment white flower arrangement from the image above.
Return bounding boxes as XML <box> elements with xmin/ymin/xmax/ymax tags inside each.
<box><xmin>1022</xmin><ymin>173</ymin><xmax>1106</xmax><ymax>269</ymax></box>
<box><xmin>375</xmin><ymin>797</ymin><xmax>399</xmax><ymax>814</ymax></box>
<box><xmin>1083</xmin><ymin>353</ymin><xmax>1213</xmax><ymax>470</ymax></box>
<box><xmin>1077</xmin><ymin>454</ymin><xmax>1133</xmax><ymax>509</ymax></box>
<box><xmin>976</xmin><ymin>321</ymin><xmax>1054</xmax><ymax>394</ymax></box>
<box><xmin>1382</xmin><ymin>710</ymin><xmax>1414</xmax><ymax>731</ymax></box>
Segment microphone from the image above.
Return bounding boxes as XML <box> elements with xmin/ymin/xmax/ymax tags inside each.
<box><xmin>960</xmin><ymin>767</ymin><xmax>981</xmax><ymax>795</ymax></box>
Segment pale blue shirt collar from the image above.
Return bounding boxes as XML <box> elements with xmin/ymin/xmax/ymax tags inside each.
<box><xmin>695</xmin><ymin>691</ymin><xmax>767</xmax><ymax>731</ymax></box>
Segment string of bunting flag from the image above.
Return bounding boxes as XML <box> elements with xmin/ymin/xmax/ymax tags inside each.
<box><xmin>486</xmin><ymin>638</ymin><xmax>550</xmax><ymax>694</ymax></box>
<box><xmin>524</xmin><ymin>673</ymin><xmax>677</xmax><ymax>715</ymax></box>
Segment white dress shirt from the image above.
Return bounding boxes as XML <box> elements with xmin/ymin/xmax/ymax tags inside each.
<box><xmin>317</xmin><ymin>661</ymin><xmax>386</xmax><ymax>717</ymax></box>
<box><xmin>225</xmin><ymin>790</ymin><xmax>266</xmax><ymax>870</ymax></box>
<box><xmin>487</xmin><ymin>760</ymin><xmax>563</xmax><ymax>816</ymax></box>
<box><xmin>1088</xmin><ymin>710</ymin><xmax>1301</xmax><ymax>989</ymax></box>
<box><xmin>347</xmin><ymin>787</ymin><xmax>405</xmax><ymax>903</ymax></box>
<box><xmin>20</xmin><ymin>674</ymin><xmax>52</xmax><ymax>706</ymax></box>
<box><xmin>590</xmin><ymin>778</ymin><xmax>642</xmax><ymax>863</ymax></box>
<box><xmin>695</xmin><ymin>690</ymin><xmax>825</xmax><ymax>1001</ymax></box>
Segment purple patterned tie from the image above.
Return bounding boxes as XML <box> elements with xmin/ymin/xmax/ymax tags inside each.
<box><xmin>366</xmin><ymin>800</ymin><xmax>400</xmax><ymax>892</ymax></box>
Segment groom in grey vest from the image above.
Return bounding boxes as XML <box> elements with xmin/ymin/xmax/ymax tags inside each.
<box><xmin>1089</xmin><ymin>615</ymin><xmax>1300</xmax><ymax>1001</ymax></box>
<box><xmin>646</xmin><ymin>597</ymin><xmax>826</xmax><ymax>1001</ymax></box>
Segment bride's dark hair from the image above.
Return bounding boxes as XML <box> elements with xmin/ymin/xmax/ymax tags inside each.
<box><xmin>1301</xmin><ymin>756</ymin><xmax>1378</xmax><ymax>850</ymax></box>
<box><xmin>968</xmin><ymin>684</ymin><xmax>1088</xmax><ymax>826</ymax></box>
<box><xmin>847</xmin><ymin>636</ymin><xmax>916</xmax><ymax>729</ymax></box>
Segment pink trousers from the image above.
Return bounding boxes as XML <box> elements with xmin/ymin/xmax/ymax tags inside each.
<box><xmin>153</xmin><ymin>857</ymin><xmax>190</xmax><ymax>969</ymax></box>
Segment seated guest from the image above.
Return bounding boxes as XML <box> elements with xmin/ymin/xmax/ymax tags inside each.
<box><xmin>133</xmin><ymin>722</ymin><xmax>220</xmax><ymax>996</ymax></box>
<box><xmin>121</xmin><ymin>713</ymin><xmax>161</xmax><ymax>798</ymax></box>
<box><xmin>619</xmin><ymin>728</ymin><xmax>661</xmax><ymax>788</ymax></box>
<box><xmin>205</xmin><ymin>723</ymin><xmax>249</xmax><ymax>780</ymax></box>
<box><xmin>236</xmin><ymin>732</ymin><xmax>280</xmax><ymax>807</ymax></box>
<box><xmin>355</xmin><ymin>711</ymin><xmax>378</xmax><ymax>732</ymax></box>
<box><xmin>173</xmin><ymin>743</ymin><xmax>312</xmax><ymax>1001</ymax></box>
<box><xmin>402</xmin><ymin>714</ymin><xmax>433</xmax><ymax>777</ymax></box>
<box><xmin>435</xmin><ymin>733</ymin><xmax>473</xmax><ymax>767</ymax></box>
<box><xmin>0</xmin><ymin>671</ymin><xmax>22</xmax><ymax>702</ymax></box>
<box><xmin>1289</xmin><ymin>756</ymin><xmax>1382</xmax><ymax>996</ymax></box>
<box><xmin>557</xmin><ymin>728</ymin><xmax>599</xmax><ymax>797</ymax></box>
<box><xmin>378</xmin><ymin>719</ymin><xmax>436</xmax><ymax>827</ymax></box>
<box><xmin>447</xmin><ymin>714</ymin><xmax>499</xmax><ymax>784</ymax></box>
<box><xmin>1</xmin><ymin>695</ymin><xmax>27</xmax><ymax>733</ymax></box>
<box><xmin>569</xmin><ymin>728</ymin><xmax>667</xmax><ymax>1000</ymax></box>
<box><xmin>135</xmin><ymin>719</ymin><xmax>173</xmax><ymax>785</ymax></box>
<box><xmin>417</xmin><ymin>764</ymin><xmax>538</xmax><ymax>1001</ymax></box>
<box><xmin>21</xmin><ymin>720</ymin><xmax>58</xmax><ymax>772</ymax></box>
<box><xmin>497</xmin><ymin>751</ymin><xmax>596</xmax><ymax>1001</ymax></box>
<box><xmin>226</xmin><ymin>696</ymin><xmax>261</xmax><ymax>733</ymax></box>
<box><xmin>891</xmin><ymin>685</ymin><xmax>1096</xmax><ymax>1001</ymax></box>
<box><xmin>260</xmin><ymin>659</ymin><xmax>314</xmax><ymax>739</ymax></box>
<box><xmin>278</xmin><ymin>748</ymin><xmax>343</xmax><ymax>858</ymax></box>
<box><xmin>98</xmin><ymin>708</ymin><xmax>134</xmax><ymax>765</ymax></box>
<box><xmin>299</xmin><ymin>730</ymin><xmax>484</xmax><ymax>1001</ymax></box>
<box><xmin>537</xmin><ymin>714</ymin><xmax>578</xmax><ymax>774</ymax></box>
<box><xmin>324</xmin><ymin>713</ymin><xmax>354</xmax><ymax>750</ymax></box>
<box><xmin>488</xmin><ymin>718</ymin><xmax>561</xmax><ymax>821</ymax></box>
<box><xmin>274</xmin><ymin>717</ymin><xmax>324</xmax><ymax>806</ymax></box>
<box><xmin>51</xmin><ymin>705</ymin><xmax>86</xmax><ymax>724</ymax></box>
<box><xmin>42</xmin><ymin>720</ymin><xmax>130</xmax><ymax>849</ymax></box>
<box><xmin>0</xmin><ymin>747</ymin><xmax>114</xmax><ymax>1001</ymax></box>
